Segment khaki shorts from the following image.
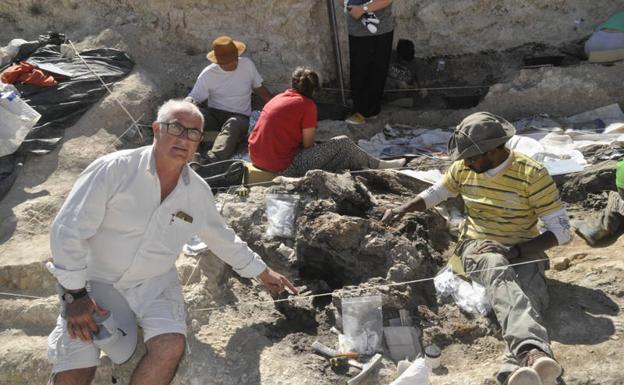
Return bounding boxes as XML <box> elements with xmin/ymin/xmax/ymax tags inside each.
<box><xmin>47</xmin><ymin>283</ymin><xmax>186</xmax><ymax>373</ymax></box>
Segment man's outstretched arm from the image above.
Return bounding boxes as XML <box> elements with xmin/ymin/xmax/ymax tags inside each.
<box><xmin>382</xmin><ymin>180</ymin><xmax>457</xmax><ymax>223</ymax></box>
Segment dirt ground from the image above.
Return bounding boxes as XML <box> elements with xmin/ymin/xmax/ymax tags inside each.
<box><xmin>1</xmin><ymin>2</ymin><xmax>623</xmax><ymax>384</ymax></box>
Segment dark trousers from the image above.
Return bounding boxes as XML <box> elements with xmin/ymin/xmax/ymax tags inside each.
<box><xmin>348</xmin><ymin>30</ymin><xmax>394</xmax><ymax>117</ymax></box>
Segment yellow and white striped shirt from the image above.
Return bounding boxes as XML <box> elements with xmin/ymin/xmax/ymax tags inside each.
<box><xmin>442</xmin><ymin>151</ymin><xmax>563</xmax><ymax>245</ymax></box>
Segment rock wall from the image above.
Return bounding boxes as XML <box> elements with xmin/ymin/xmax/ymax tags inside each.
<box><xmin>0</xmin><ymin>0</ymin><xmax>621</xmax><ymax>91</ymax></box>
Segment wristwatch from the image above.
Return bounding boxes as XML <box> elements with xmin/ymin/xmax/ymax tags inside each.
<box><xmin>363</xmin><ymin>4</ymin><xmax>370</xmax><ymax>12</ymax></box>
<box><xmin>62</xmin><ymin>288</ymin><xmax>88</xmax><ymax>304</ymax></box>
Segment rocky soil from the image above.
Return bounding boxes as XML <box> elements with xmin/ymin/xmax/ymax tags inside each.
<box><xmin>1</xmin><ymin>1</ymin><xmax>623</xmax><ymax>384</ymax></box>
<box><xmin>1</xmin><ymin>149</ymin><xmax>622</xmax><ymax>385</ymax></box>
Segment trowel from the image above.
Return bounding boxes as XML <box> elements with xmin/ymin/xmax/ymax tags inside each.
<box><xmin>311</xmin><ymin>340</ymin><xmax>383</xmax><ymax>385</ymax></box>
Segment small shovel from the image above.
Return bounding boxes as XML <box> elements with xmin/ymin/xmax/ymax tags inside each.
<box><xmin>311</xmin><ymin>340</ymin><xmax>383</xmax><ymax>385</ymax></box>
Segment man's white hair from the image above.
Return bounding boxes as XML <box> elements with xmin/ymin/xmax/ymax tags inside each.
<box><xmin>156</xmin><ymin>99</ymin><xmax>204</xmax><ymax>129</ymax></box>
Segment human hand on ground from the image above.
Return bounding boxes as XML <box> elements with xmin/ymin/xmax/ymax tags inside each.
<box><xmin>381</xmin><ymin>207</ymin><xmax>405</xmax><ymax>224</ymax></box>
<box><xmin>257</xmin><ymin>268</ymin><xmax>299</xmax><ymax>295</ymax></box>
<box><xmin>66</xmin><ymin>296</ymin><xmax>108</xmax><ymax>342</ymax></box>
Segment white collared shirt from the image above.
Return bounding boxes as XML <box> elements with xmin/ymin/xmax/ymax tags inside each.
<box><xmin>47</xmin><ymin>146</ymin><xmax>266</xmax><ymax>314</ymax></box>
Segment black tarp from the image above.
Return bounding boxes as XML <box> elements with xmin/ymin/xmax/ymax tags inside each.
<box><xmin>0</xmin><ymin>44</ymin><xmax>134</xmax><ymax>200</ymax></box>
<box><xmin>16</xmin><ymin>45</ymin><xmax>135</xmax><ymax>153</ymax></box>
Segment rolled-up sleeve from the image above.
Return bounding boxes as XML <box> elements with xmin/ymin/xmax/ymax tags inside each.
<box><xmin>197</xmin><ymin>187</ymin><xmax>267</xmax><ymax>278</ymax></box>
<box><xmin>49</xmin><ymin>159</ymin><xmax>118</xmax><ymax>289</ymax></box>
<box><xmin>541</xmin><ymin>208</ymin><xmax>572</xmax><ymax>245</ymax></box>
<box><xmin>418</xmin><ymin>180</ymin><xmax>458</xmax><ymax>209</ymax></box>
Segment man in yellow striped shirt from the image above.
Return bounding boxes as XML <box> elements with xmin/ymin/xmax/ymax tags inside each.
<box><xmin>383</xmin><ymin>112</ymin><xmax>571</xmax><ymax>385</ymax></box>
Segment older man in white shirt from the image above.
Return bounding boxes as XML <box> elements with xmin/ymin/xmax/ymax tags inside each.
<box><xmin>46</xmin><ymin>99</ymin><xmax>295</xmax><ymax>385</ymax></box>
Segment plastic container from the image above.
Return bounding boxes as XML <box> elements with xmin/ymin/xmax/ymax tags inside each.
<box><xmin>0</xmin><ymin>90</ymin><xmax>41</xmax><ymax>157</ymax></box>
<box><xmin>424</xmin><ymin>344</ymin><xmax>441</xmax><ymax>369</ymax></box>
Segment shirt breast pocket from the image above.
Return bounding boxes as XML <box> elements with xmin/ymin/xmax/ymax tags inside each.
<box><xmin>167</xmin><ymin>216</ymin><xmax>196</xmax><ymax>254</ymax></box>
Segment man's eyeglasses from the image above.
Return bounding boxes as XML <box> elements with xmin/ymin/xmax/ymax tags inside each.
<box><xmin>160</xmin><ymin>122</ymin><xmax>203</xmax><ymax>142</ymax></box>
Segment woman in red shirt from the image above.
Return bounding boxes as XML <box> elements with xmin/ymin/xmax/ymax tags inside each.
<box><xmin>249</xmin><ymin>67</ymin><xmax>404</xmax><ymax>176</ymax></box>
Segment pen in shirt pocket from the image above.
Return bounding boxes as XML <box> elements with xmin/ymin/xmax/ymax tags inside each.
<box><xmin>170</xmin><ymin>211</ymin><xmax>193</xmax><ymax>224</ymax></box>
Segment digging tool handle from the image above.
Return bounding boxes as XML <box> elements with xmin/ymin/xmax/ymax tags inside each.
<box><xmin>312</xmin><ymin>341</ymin><xmax>339</xmax><ymax>358</ymax></box>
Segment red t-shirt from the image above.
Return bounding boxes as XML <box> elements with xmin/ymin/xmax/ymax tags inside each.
<box><xmin>248</xmin><ymin>89</ymin><xmax>317</xmax><ymax>172</ymax></box>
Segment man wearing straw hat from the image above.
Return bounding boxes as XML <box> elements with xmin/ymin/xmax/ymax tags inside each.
<box><xmin>383</xmin><ymin>112</ymin><xmax>571</xmax><ymax>385</ymax></box>
<box><xmin>186</xmin><ymin>36</ymin><xmax>272</xmax><ymax>163</ymax></box>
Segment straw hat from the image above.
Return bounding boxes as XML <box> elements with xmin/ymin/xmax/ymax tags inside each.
<box><xmin>206</xmin><ymin>36</ymin><xmax>246</xmax><ymax>64</ymax></box>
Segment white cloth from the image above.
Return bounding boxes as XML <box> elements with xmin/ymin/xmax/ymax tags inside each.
<box><xmin>48</xmin><ymin>145</ymin><xmax>267</xmax><ymax>315</ymax></box>
<box><xmin>188</xmin><ymin>57</ymin><xmax>263</xmax><ymax>116</ymax></box>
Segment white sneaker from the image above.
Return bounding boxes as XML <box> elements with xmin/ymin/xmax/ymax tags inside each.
<box><xmin>507</xmin><ymin>367</ymin><xmax>542</xmax><ymax>385</ymax></box>
<box><xmin>532</xmin><ymin>356</ymin><xmax>562</xmax><ymax>385</ymax></box>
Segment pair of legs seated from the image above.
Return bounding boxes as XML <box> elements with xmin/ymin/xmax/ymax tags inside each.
<box><xmin>459</xmin><ymin>239</ymin><xmax>562</xmax><ymax>385</ymax></box>
<box><xmin>48</xmin><ymin>282</ymin><xmax>187</xmax><ymax>385</ymax></box>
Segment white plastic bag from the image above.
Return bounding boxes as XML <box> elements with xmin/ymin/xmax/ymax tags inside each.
<box><xmin>340</xmin><ymin>295</ymin><xmax>383</xmax><ymax>355</ymax></box>
<box><xmin>0</xmin><ymin>90</ymin><xmax>41</xmax><ymax>157</ymax></box>
<box><xmin>0</xmin><ymin>39</ymin><xmax>27</xmax><ymax>67</ymax></box>
<box><xmin>265</xmin><ymin>193</ymin><xmax>299</xmax><ymax>238</ymax></box>
<box><xmin>433</xmin><ymin>266</ymin><xmax>491</xmax><ymax>316</ymax></box>
<box><xmin>389</xmin><ymin>358</ymin><xmax>431</xmax><ymax>385</ymax></box>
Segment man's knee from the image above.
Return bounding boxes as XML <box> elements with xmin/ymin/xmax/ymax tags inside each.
<box><xmin>466</xmin><ymin>253</ymin><xmax>511</xmax><ymax>285</ymax></box>
<box><xmin>145</xmin><ymin>333</ymin><xmax>186</xmax><ymax>363</ymax></box>
<box><xmin>52</xmin><ymin>367</ymin><xmax>96</xmax><ymax>385</ymax></box>
<box><xmin>222</xmin><ymin>116</ymin><xmax>248</xmax><ymax>136</ymax></box>
<box><xmin>481</xmin><ymin>253</ymin><xmax>509</xmax><ymax>268</ymax></box>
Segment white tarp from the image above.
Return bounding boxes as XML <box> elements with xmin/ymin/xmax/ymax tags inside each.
<box><xmin>361</xmin><ymin>104</ymin><xmax>624</xmax><ymax>176</ymax></box>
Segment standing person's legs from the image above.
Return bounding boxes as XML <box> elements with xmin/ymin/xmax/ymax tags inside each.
<box><xmin>206</xmin><ymin>113</ymin><xmax>249</xmax><ymax>162</ymax></box>
<box><xmin>459</xmin><ymin>240</ymin><xmax>552</xmax><ymax>382</ymax></box>
<box><xmin>349</xmin><ymin>35</ymin><xmax>374</xmax><ymax>117</ymax></box>
<box><xmin>364</xmin><ymin>30</ymin><xmax>394</xmax><ymax>117</ymax></box>
<box><xmin>281</xmin><ymin>135</ymin><xmax>381</xmax><ymax>177</ymax></box>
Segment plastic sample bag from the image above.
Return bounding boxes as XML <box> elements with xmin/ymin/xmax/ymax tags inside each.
<box><xmin>340</xmin><ymin>295</ymin><xmax>383</xmax><ymax>355</ymax></box>
<box><xmin>390</xmin><ymin>358</ymin><xmax>431</xmax><ymax>385</ymax></box>
<box><xmin>434</xmin><ymin>266</ymin><xmax>491</xmax><ymax>316</ymax></box>
<box><xmin>0</xmin><ymin>90</ymin><xmax>41</xmax><ymax>157</ymax></box>
<box><xmin>265</xmin><ymin>193</ymin><xmax>299</xmax><ymax>239</ymax></box>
